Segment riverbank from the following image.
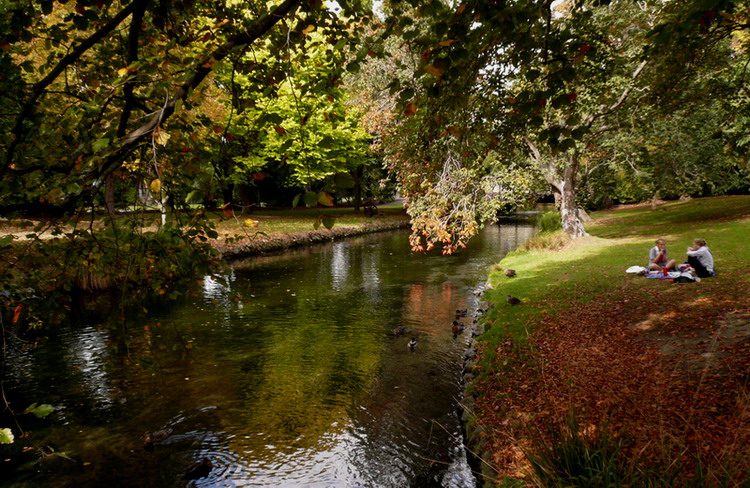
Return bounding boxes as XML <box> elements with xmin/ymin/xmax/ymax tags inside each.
<box><xmin>467</xmin><ymin>195</ymin><xmax>750</xmax><ymax>487</ymax></box>
<box><xmin>214</xmin><ymin>216</ymin><xmax>410</xmax><ymax>260</ymax></box>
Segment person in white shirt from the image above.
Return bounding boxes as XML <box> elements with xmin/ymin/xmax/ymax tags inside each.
<box><xmin>686</xmin><ymin>238</ymin><xmax>715</xmax><ymax>277</ymax></box>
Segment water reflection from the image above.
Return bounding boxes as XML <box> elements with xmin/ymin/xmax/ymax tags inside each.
<box><xmin>62</xmin><ymin>327</ymin><xmax>115</xmax><ymax>410</ymax></box>
<box><xmin>1</xmin><ymin>221</ymin><xmax>536</xmax><ymax>488</ymax></box>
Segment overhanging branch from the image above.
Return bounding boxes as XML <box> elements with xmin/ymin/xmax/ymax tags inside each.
<box><xmin>93</xmin><ymin>0</ymin><xmax>303</xmax><ymax>181</ymax></box>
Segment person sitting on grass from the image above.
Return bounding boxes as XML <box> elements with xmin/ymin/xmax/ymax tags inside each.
<box><xmin>648</xmin><ymin>238</ymin><xmax>676</xmax><ymax>272</ymax></box>
<box><xmin>685</xmin><ymin>238</ymin><xmax>715</xmax><ymax>278</ymax></box>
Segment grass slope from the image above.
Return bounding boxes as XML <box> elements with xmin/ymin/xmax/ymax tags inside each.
<box><xmin>473</xmin><ymin>195</ymin><xmax>750</xmax><ymax>487</ymax></box>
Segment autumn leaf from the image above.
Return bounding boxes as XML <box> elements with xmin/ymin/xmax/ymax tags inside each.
<box><xmin>438</xmin><ymin>39</ymin><xmax>457</xmax><ymax>47</ymax></box>
<box><xmin>153</xmin><ymin>128</ymin><xmax>170</xmax><ymax>145</ymax></box>
<box><xmin>318</xmin><ymin>191</ymin><xmax>334</xmax><ymax>206</ymax></box>
<box><xmin>150</xmin><ymin>179</ymin><xmax>161</xmax><ymax>193</ymax></box>
<box><xmin>12</xmin><ymin>304</ymin><xmax>22</xmax><ymax>324</ymax></box>
<box><xmin>274</xmin><ymin>125</ymin><xmax>287</xmax><ymax>135</ymax></box>
<box><xmin>404</xmin><ymin>103</ymin><xmax>417</xmax><ymax>117</ymax></box>
<box><xmin>117</xmin><ymin>67</ymin><xmax>129</xmax><ymax>77</ymax></box>
<box><xmin>302</xmin><ymin>24</ymin><xmax>315</xmax><ymax>35</ymax></box>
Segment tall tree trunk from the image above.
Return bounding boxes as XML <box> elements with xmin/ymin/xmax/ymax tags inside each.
<box><xmin>559</xmin><ymin>152</ymin><xmax>587</xmax><ymax>237</ymax></box>
<box><xmin>221</xmin><ymin>183</ymin><xmax>234</xmax><ymax>206</ymax></box>
<box><xmin>353</xmin><ymin>166</ymin><xmax>363</xmax><ymax>211</ymax></box>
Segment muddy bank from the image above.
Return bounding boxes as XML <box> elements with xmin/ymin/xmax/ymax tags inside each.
<box><xmin>214</xmin><ymin>219</ymin><xmax>410</xmax><ymax>260</ymax></box>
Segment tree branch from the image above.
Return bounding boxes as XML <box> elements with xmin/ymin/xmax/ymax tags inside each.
<box><xmin>93</xmin><ymin>0</ymin><xmax>303</xmax><ymax>181</ymax></box>
<box><xmin>585</xmin><ymin>59</ymin><xmax>648</xmax><ymax>128</ymax></box>
<box><xmin>2</xmin><ymin>0</ymin><xmax>150</xmax><ymax>176</ymax></box>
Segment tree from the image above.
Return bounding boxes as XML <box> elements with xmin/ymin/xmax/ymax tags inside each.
<box><xmin>376</xmin><ymin>0</ymin><xmax>750</xmax><ymax>249</ymax></box>
<box><xmin>0</xmin><ymin>0</ymin><xmax>374</xmax><ymax>216</ymax></box>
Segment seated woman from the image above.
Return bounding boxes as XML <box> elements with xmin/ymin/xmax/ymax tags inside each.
<box><xmin>648</xmin><ymin>238</ymin><xmax>676</xmax><ymax>272</ymax></box>
<box><xmin>685</xmin><ymin>238</ymin><xmax>715</xmax><ymax>277</ymax></box>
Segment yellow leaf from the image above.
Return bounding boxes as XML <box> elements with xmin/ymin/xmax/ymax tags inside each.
<box><xmin>117</xmin><ymin>67</ymin><xmax>129</xmax><ymax>77</ymax></box>
<box><xmin>243</xmin><ymin>218</ymin><xmax>259</xmax><ymax>228</ymax></box>
<box><xmin>150</xmin><ymin>179</ymin><xmax>161</xmax><ymax>193</ymax></box>
<box><xmin>154</xmin><ymin>129</ymin><xmax>170</xmax><ymax>145</ymax></box>
<box><xmin>438</xmin><ymin>39</ymin><xmax>457</xmax><ymax>47</ymax></box>
<box><xmin>302</xmin><ymin>24</ymin><xmax>315</xmax><ymax>35</ymax></box>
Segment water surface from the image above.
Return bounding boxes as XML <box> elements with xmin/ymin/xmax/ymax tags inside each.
<box><xmin>1</xmin><ymin>221</ymin><xmax>535</xmax><ymax>487</ymax></box>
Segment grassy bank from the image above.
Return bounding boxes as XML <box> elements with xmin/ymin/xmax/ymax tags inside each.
<box><xmin>471</xmin><ymin>195</ymin><xmax>750</xmax><ymax>487</ymax></box>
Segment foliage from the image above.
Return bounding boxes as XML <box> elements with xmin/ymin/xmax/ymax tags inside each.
<box><xmin>210</xmin><ymin>29</ymin><xmax>378</xmax><ymax>208</ymax></box>
<box><xmin>0</xmin><ymin>212</ymin><xmax>221</xmax><ymax>326</ymax></box>
<box><xmin>526</xmin><ymin>415</ymin><xmax>625</xmax><ymax>488</ymax></box>
<box><xmin>376</xmin><ymin>0</ymin><xmax>750</xmax><ymax>245</ymax></box>
<box><xmin>536</xmin><ymin>212</ymin><xmax>562</xmax><ymax>235</ymax></box>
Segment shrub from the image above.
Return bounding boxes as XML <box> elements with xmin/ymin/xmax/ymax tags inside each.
<box><xmin>537</xmin><ymin>211</ymin><xmax>562</xmax><ymax>234</ymax></box>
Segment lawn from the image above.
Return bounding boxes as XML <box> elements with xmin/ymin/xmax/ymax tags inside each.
<box><xmin>472</xmin><ymin>195</ymin><xmax>750</xmax><ymax>487</ymax></box>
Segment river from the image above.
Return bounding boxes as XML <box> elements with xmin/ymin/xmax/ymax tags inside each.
<box><xmin>1</xmin><ymin>218</ymin><xmax>536</xmax><ymax>487</ymax></box>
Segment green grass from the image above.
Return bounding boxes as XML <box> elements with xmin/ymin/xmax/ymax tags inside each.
<box><xmin>478</xmin><ymin>195</ymin><xmax>750</xmax><ymax>486</ymax></box>
<box><xmin>483</xmin><ymin>196</ymin><xmax>750</xmax><ymax>352</ymax></box>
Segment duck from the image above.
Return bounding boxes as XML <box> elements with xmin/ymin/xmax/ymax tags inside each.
<box><xmin>143</xmin><ymin>428</ymin><xmax>172</xmax><ymax>449</ymax></box>
<box><xmin>507</xmin><ymin>295</ymin><xmax>522</xmax><ymax>305</ymax></box>
<box><xmin>451</xmin><ymin>320</ymin><xmax>464</xmax><ymax>335</ymax></box>
<box><xmin>504</xmin><ymin>269</ymin><xmax>516</xmax><ymax>278</ymax></box>
<box><xmin>181</xmin><ymin>457</ymin><xmax>213</xmax><ymax>480</ymax></box>
<box><xmin>408</xmin><ymin>337</ymin><xmax>417</xmax><ymax>351</ymax></box>
<box><xmin>393</xmin><ymin>325</ymin><xmax>411</xmax><ymax>336</ymax></box>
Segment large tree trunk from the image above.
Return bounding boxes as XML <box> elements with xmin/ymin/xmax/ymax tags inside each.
<box><xmin>525</xmin><ymin>137</ymin><xmax>587</xmax><ymax>238</ymax></box>
<box><xmin>559</xmin><ymin>178</ymin><xmax>587</xmax><ymax>237</ymax></box>
<box><xmin>559</xmin><ymin>153</ymin><xmax>587</xmax><ymax>237</ymax></box>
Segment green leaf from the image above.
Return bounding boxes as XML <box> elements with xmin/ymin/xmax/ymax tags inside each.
<box><xmin>313</xmin><ymin>217</ymin><xmax>321</xmax><ymax>230</ymax></box>
<box><xmin>0</xmin><ymin>235</ymin><xmax>13</xmax><ymax>247</ymax></box>
<box><xmin>303</xmin><ymin>191</ymin><xmax>319</xmax><ymax>207</ymax></box>
<box><xmin>278</xmin><ymin>139</ymin><xmax>294</xmax><ymax>153</ymax></box>
<box><xmin>92</xmin><ymin>138</ymin><xmax>110</xmax><ymax>152</ymax></box>
<box><xmin>334</xmin><ymin>172</ymin><xmax>355</xmax><ymax>189</ymax></box>
<box><xmin>72</xmin><ymin>15</ymin><xmax>89</xmax><ymax>30</ymax></box>
<box><xmin>0</xmin><ymin>428</ymin><xmax>13</xmax><ymax>444</ymax></box>
<box><xmin>559</xmin><ymin>139</ymin><xmax>577</xmax><ymax>151</ymax></box>
<box><xmin>185</xmin><ymin>190</ymin><xmax>203</xmax><ymax>204</ymax></box>
<box><xmin>29</xmin><ymin>404</ymin><xmax>55</xmax><ymax>418</ymax></box>
<box><xmin>292</xmin><ymin>194</ymin><xmax>301</xmax><ymax>208</ymax></box>
<box><xmin>526</xmin><ymin>69</ymin><xmax>541</xmax><ymax>81</ymax></box>
<box><xmin>346</xmin><ymin>61</ymin><xmax>360</xmax><ymax>73</ymax></box>
<box><xmin>572</xmin><ymin>127</ymin><xmax>588</xmax><ymax>140</ymax></box>
<box><xmin>322</xmin><ymin>216</ymin><xmax>335</xmax><ymax>229</ymax></box>
<box><xmin>265</xmin><ymin>113</ymin><xmax>284</xmax><ymax>125</ymax></box>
